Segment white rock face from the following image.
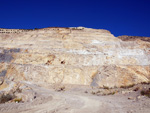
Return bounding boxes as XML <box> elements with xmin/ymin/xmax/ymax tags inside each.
<box><xmin>0</xmin><ymin>27</ymin><xmax>150</xmax><ymax>88</ymax></box>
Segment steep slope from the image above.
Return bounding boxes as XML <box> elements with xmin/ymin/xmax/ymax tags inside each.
<box><xmin>0</xmin><ymin>27</ymin><xmax>150</xmax><ymax>88</ymax></box>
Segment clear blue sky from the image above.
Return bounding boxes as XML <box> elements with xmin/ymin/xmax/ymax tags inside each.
<box><xmin>0</xmin><ymin>0</ymin><xmax>150</xmax><ymax>37</ymax></box>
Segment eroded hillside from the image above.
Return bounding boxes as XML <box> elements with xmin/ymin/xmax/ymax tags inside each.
<box><xmin>0</xmin><ymin>27</ymin><xmax>150</xmax><ymax>89</ymax></box>
<box><xmin>0</xmin><ymin>27</ymin><xmax>150</xmax><ymax>113</ymax></box>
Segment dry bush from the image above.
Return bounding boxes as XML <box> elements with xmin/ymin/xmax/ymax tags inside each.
<box><xmin>55</xmin><ymin>86</ymin><xmax>65</xmax><ymax>92</ymax></box>
<box><xmin>141</xmin><ymin>88</ymin><xmax>150</xmax><ymax>98</ymax></box>
<box><xmin>103</xmin><ymin>85</ymin><xmax>109</xmax><ymax>89</ymax></box>
<box><xmin>120</xmin><ymin>84</ymin><xmax>135</xmax><ymax>89</ymax></box>
<box><xmin>0</xmin><ymin>93</ymin><xmax>16</xmax><ymax>103</ymax></box>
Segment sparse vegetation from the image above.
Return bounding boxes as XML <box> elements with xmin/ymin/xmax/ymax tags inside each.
<box><xmin>0</xmin><ymin>93</ymin><xmax>16</xmax><ymax>103</ymax></box>
<box><xmin>91</xmin><ymin>91</ymin><xmax>96</xmax><ymax>95</ymax></box>
<box><xmin>13</xmin><ymin>98</ymin><xmax>22</xmax><ymax>103</ymax></box>
<box><xmin>56</xmin><ymin>86</ymin><xmax>65</xmax><ymax>92</ymax></box>
<box><xmin>133</xmin><ymin>87</ymin><xmax>139</xmax><ymax>91</ymax></box>
<box><xmin>120</xmin><ymin>84</ymin><xmax>135</xmax><ymax>89</ymax></box>
<box><xmin>103</xmin><ymin>85</ymin><xmax>109</xmax><ymax>89</ymax></box>
<box><xmin>141</xmin><ymin>81</ymin><xmax>150</xmax><ymax>85</ymax></box>
<box><xmin>91</xmin><ymin>90</ymin><xmax>116</xmax><ymax>96</ymax></box>
<box><xmin>15</xmin><ymin>87</ymin><xmax>22</xmax><ymax>93</ymax></box>
<box><xmin>109</xmin><ymin>91</ymin><xmax>115</xmax><ymax>95</ymax></box>
<box><xmin>0</xmin><ymin>85</ymin><xmax>23</xmax><ymax>104</ymax></box>
<box><xmin>102</xmin><ymin>91</ymin><xmax>116</xmax><ymax>96</ymax></box>
<box><xmin>141</xmin><ymin>88</ymin><xmax>150</xmax><ymax>98</ymax></box>
<box><xmin>96</xmin><ymin>90</ymin><xmax>101</xmax><ymax>93</ymax></box>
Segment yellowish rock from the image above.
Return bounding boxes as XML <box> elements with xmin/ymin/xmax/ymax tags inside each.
<box><xmin>0</xmin><ymin>27</ymin><xmax>150</xmax><ymax>88</ymax></box>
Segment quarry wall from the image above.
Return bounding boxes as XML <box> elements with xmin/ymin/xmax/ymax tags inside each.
<box><xmin>0</xmin><ymin>27</ymin><xmax>149</xmax><ymax>88</ymax></box>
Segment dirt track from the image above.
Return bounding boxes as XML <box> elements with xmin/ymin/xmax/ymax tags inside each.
<box><xmin>0</xmin><ymin>82</ymin><xmax>150</xmax><ymax>113</ymax></box>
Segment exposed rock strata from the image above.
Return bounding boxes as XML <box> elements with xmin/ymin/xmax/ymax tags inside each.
<box><xmin>0</xmin><ymin>27</ymin><xmax>150</xmax><ymax>88</ymax></box>
<box><xmin>118</xmin><ymin>35</ymin><xmax>150</xmax><ymax>42</ymax></box>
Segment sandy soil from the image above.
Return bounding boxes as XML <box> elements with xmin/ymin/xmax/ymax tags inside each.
<box><xmin>0</xmin><ymin>82</ymin><xmax>150</xmax><ymax>113</ymax></box>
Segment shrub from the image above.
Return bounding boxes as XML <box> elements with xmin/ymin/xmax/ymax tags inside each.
<box><xmin>120</xmin><ymin>84</ymin><xmax>135</xmax><ymax>89</ymax></box>
<box><xmin>13</xmin><ymin>98</ymin><xmax>22</xmax><ymax>103</ymax></box>
<box><xmin>103</xmin><ymin>85</ymin><xmax>109</xmax><ymax>89</ymax></box>
<box><xmin>141</xmin><ymin>89</ymin><xmax>150</xmax><ymax>98</ymax></box>
<box><xmin>0</xmin><ymin>93</ymin><xmax>16</xmax><ymax>103</ymax></box>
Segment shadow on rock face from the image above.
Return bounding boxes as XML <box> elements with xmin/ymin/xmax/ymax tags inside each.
<box><xmin>0</xmin><ymin>70</ymin><xmax>7</xmax><ymax>85</ymax></box>
<box><xmin>3</xmin><ymin>48</ymin><xmax>20</xmax><ymax>53</ymax></box>
<box><xmin>90</xmin><ymin>74</ymin><xmax>99</xmax><ymax>87</ymax></box>
<box><xmin>0</xmin><ymin>70</ymin><xmax>7</xmax><ymax>77</ymax></box>
<box><xmin>0</xmin><ymin>48</ymin><xmax>20</xmax><ymax>63</ymax></box>
<box><xmin>0</xmin><ymin>53</ymin><xmax>13</xmax><ymax>63</ymax></box>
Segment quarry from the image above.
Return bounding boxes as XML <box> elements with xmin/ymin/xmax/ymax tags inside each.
<box><xmin>0</xmin><ymin>27</ymin><xmax>150</xmax><ymax>113</ymax></box>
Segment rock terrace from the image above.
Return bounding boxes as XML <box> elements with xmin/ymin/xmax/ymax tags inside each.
<box><xmin>0</xmin><ymin>27</ymin><xmax>150</xmax><ymax>88</ymax></box>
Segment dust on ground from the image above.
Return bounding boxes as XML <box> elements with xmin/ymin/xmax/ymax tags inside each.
<box><xmin>0</xmin><ymin>81</ymin><xmax>150</xmax><ymax>113</ymax></box>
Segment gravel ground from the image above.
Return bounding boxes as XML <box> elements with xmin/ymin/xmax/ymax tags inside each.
<box><xmin>0</xmin><ymin>82</ymin><xmax>150</xmax><ymax>113</ymax></box>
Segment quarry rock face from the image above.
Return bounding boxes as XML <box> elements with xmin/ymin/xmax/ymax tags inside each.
<box><xmin>0</xmin><ymin>27</ymin><xmax>150</xmax><ymax>88</ymax></box>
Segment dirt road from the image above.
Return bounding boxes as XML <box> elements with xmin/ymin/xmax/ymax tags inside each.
<box><xmin>0</xmin><ymin>83</ymin><xmax>150</xmax><ymax>113</ymax></box>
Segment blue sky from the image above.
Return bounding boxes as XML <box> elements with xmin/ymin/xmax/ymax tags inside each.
<box><xmin>0</xmin><ymin>0</ymin><xmax>150</xmax><ymax>37</ymax></box>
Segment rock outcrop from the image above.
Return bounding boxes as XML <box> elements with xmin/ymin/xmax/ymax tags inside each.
<box><xmin>118</xmin><ymin>35</ymin><xmax>150</xmax><ymax>42</ymax></box>
<box><xmin>0</xmin><ymin>27</ymin><xmax>150</xmax><ymax>88</ymax></box>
